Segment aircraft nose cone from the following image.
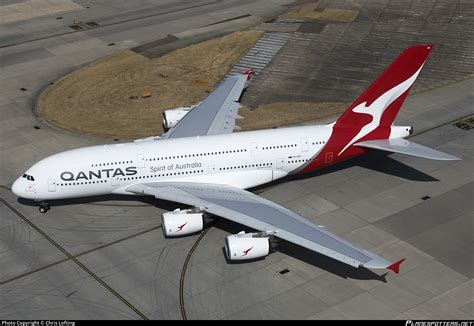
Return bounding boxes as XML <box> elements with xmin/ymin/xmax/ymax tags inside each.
<box><xmin>11</xmin><ymin>178</ymin><xmax>22</xmax><ymax>197</ymax></box>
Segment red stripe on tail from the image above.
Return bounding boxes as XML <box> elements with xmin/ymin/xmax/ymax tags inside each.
<box><xmin>336</xmin><ymin>45</ymin><xmax>432</xmax><ymax>128</ymax></box>
<box><xmin>301</xmin><ymin>45</ymin><xmax>432</xmax><ymax>174</ymax></box>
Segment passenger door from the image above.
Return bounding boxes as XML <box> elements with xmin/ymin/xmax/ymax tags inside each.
<box><xmin>111</xmin><ymin>177</ymin><xmax>120</xmax><ymax>187</ymax></box>
<box><xmin>301</xmin><ymin>138</ymin><xmax>308</xmax><ymax>152</ymax></box>
<box><xmin>208</xmin><ymin>165</ymin><xmax>215</xmax><ymax>174</ymax></box>
<box><xmin>276</xmin><ymin>158</ymin><xmax>284</xmax><ymax>169</ymax></box>
<box><xmin>325</xmin><ymin>152</ymin><xmax>333</xmax><ymax>164</ymax></box>
<box><xmin>48</xmin><ymin>179</ymin><xmax>56</xmax><ymax>192</ymax></box>
<box><xmin>137</xmin><ymin>154</ymin><xmax>145</xmax><ymax>168</ymax></box>
<box><xmin>251</xmin><ymin>143</ymin><xmax>258</xmax><ymax>156</ymax></box>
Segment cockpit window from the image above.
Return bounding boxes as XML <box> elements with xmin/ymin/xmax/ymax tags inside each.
<box><xmin>23</xmin><ymin>174</ymin><xmax>35</xmax><ymax>181</ymax></box>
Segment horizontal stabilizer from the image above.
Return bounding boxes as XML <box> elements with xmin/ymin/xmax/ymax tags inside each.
<box><xmin>355</xmin><ymin>138</ymin><xmax>461</xmax><ymax>161</ymax></box>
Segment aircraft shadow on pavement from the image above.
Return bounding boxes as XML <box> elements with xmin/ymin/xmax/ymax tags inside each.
<box><xmin>251</xmin><ymin>150</ymin><xmax>439</xmax><ymax>193</ymax></box>
<box><xmin>353</xmin><ymin>150</ymin><xmax>439</xmax><ymax>182</ymax></box>
<box><xmin>295</xmin><ymin>150</ymin><xmax>439</xmax><ymax>182</ymax></box>
<box><xmin>17</xmin><ymin>194</ymin><xmax>181</xmax><ymax>211</ymax></box>
<box><xmin>213</xmin><ymin>218</ymin><xmax>387</xmax><ymax>283</ymax></box>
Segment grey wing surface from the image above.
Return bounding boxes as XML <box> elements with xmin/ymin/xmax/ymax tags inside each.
<box><xmin>127</xmin><ymin>182</ymin><xmax>392</xmax><ymax>270</ymax></box>
<box><xmin>162</xmin><ymin>74</ymin><xmax>246</xmax><ymax>139</ymax></box>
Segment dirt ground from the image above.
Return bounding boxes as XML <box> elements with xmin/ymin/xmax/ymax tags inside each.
<box><xmin>38</xmin><ymin>31</ymin><xmax>264</xmax><ymax>139</ymax></box>
<box><xmin>38</xmin><ymin>26</ymin><xmax>348</xmax><ymax>139</ymax></box>
<box><xmin>281</xmin><ymin>1</ymin><xmax>359</xmax><ymax>22</ymax></box>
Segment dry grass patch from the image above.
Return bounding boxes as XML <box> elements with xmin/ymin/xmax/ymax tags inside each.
<box><xmin>38</xmin><ymin>31</ymin><xmax>262</xmax><ymax>139</ymax></box>
<box><xmin>281</xmin><ymin>2</ymin><xmax>359</xmax><ymax>22</ymax></box>
<box><xmin>38</xmin><ymin>28</ymin><xmax>349</xmax><ymax>140</ymax></box>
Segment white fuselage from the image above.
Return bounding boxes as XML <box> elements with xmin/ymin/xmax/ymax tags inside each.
<box><xmin>12</xmin><ymin>125</ymin><xmax>333</xmax><ymax>201</ymax></box>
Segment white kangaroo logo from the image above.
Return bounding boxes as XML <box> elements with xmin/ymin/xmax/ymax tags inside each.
<box><xmin>338</xmin><ymin>65</ymin><xmax>424</xmax><ymax>156</ymax></box>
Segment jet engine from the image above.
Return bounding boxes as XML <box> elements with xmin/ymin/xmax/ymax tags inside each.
<box><xmin>225</xmin><ymin>231</ymin><xmax>270</xmax><ymax>261</ymax></box>
<box><xmin>162</xmin><ymin>106</ymin><xmax>194</xmax><ymax>131</ymax></box>
<box><xmin>161</xmin><ymin>208</ymin><xmax>204</xmax><ymax>237</ymax></box>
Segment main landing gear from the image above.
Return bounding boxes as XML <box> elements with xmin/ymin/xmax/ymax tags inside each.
<box><xmin>39</xmin><ymin>201</ymin><xmax>50</xmax><ymax>213</ymax></box>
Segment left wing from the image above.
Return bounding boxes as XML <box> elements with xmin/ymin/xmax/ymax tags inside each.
<box><xmin>127</xmin><ymin>182</ymin><xmax>402</xmax><ymax>272</ymax></box>
<box><xmin>161</xmin><ymin>74</ymin><xmax>247</xmax><ymax>139</ymax></box>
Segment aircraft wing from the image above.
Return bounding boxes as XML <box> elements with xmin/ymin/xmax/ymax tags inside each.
<box><xmin>127</xmin><ymin>182</ymin><xmax>401</xmax><ymax>271</ymax></box>
<box><xmin>161</xmin><ymin>74</ymin><xmax>247</xmax><ymax>139</ymax></box>
<box><xmin>355</xmin><ymin>138</ymin><xmax>461</xmax><ymax>160</ymax></box>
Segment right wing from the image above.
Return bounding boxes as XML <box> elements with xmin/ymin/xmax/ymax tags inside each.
<box><xmin>355</xmin><ymin>138</ymin><xmax>461</xmax><ymax>160</ymax></box>
<box><xmin>127</xmin><ymin>182</ymin><xmax>403</xmax><ymax>272</ymax></box>
<box><xmin>161</xmin><ymin>74</ymin><xmax>247</xmax><ymax>139</ymax></box>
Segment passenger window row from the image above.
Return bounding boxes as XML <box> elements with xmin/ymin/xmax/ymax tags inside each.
<box><xmin>91</xmin><ymin>161</ymin><xmax>132</xmax><ymax>167</ymax></box>
<box><xmin>61</xmin><ymin>180</ymin><xmax>107</xmax><ymax>186</ymax></box>
<box><xmin>146</xmin><ymin>149</ymin><xmax>247</xmax><ymax>161</ymax></box>
<box><xmin>120</xmin><ymin>170</ymin><xmax>205</xmax><ymax>180</ymax></box>
<box><xmin>262</xmin><ymin>144</ymin><xmax>297</xmax><ymax>150</ymax></box>
<box><xmin>312</xmin><ymin>141</ymin><xmax>325</xmax><ymax>145</ymax></box>
<box><xmin>219</xmin><ymin>163</ymin><xmax>271</xmax><ymax>171</ymax></box>
<box><xmin>288</xmin><ymin>159</ymin><xmax>311</xmax><ymax>164</ymax></box>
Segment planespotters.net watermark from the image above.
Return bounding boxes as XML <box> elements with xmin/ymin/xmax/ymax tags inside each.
<box><xmin>406</xmin><ymin>321</ymin><xmax>473</xmax><ymax>326</ymax></box>
<box><xmin>2</xmin><ymin>322</ymin><xmax>75</xmax><ymax>326</ymax></box>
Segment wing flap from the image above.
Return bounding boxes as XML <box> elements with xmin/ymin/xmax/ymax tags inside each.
<box><xmin>208</xmin><ymin>101</ymin><xmax>241</xmax><ymax>135</ymax></box>
<box><xmin>355</xmin><ymin>138</ymin><xmax>460</xmax><ymax>160</ymax></box>
<box><xmin>127</xmin><ymin>182</ymin><xmax>393</xmax><ymax>270</ymax></box>
<box><xmin>163</xmin><ymin>75</ymin><xmax>247</xmax><ymax>139</ymax></box>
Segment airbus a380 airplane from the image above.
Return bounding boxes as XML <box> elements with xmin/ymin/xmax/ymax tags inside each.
<box><xmin>12</xmin><ymin>45</ymin><xmax>459</xmax><ymax>273</ymax></box>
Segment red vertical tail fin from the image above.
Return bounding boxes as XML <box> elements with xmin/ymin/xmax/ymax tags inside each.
<box><xmin>336</xmin><ymin>45</ymin><xmax>432</xmax><ymax>129</ymax></box>
<box><xmin>301</xmin><ymin>45</ymin><xmax>433</xmax><ymax>173</ymax></box>
<box><xmin>333</xmin><ymin>45</ymin><xmax>433</xmax><ymax>156</ymax></box>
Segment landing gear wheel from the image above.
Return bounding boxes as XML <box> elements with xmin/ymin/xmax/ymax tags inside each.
<box><xmin>39</xmin><ymin>201</ymin><xmax>50</xmax><ymax>213</ymax></box>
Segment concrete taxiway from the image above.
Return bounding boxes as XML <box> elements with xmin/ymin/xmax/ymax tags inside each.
<box><xmin>1</xmin><ymin>0</ymin><xmax>473</xmax><ymax>320</ymax></box>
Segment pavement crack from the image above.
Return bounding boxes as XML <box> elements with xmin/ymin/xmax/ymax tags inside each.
<box><xmin>66</xmin><ymin>290</ymin><xmax>77</xmax><ymax>298</ymax></box>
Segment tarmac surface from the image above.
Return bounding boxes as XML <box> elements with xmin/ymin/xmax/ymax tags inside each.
<box><xmin>243</xmin><ymin>0</ymin><xmax>474</xmax><ymax>106</ymax></box>
<box><xmin>0</xmin><ymin>0</ymin><xmax>473</xmax><ymax>320</ymax></box>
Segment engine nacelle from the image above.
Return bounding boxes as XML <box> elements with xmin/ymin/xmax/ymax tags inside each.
<box><xmin>225</xmin><ymin>231</ymin><xmax>270</xmax><ymax>261</ymax></box>
<box><xmin>162</xmin><ymin>107</ymin><xmax>193</xmax><ymax>131</ymax></box>
<box><xmin>161</xmin><ymin>208</ymin><xmax>204</xmax><ymax>237</ymax></box>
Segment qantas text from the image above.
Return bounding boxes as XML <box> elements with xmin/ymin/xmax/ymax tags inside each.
<box><xmin>60</xmin><ymin>167</ymin><xmax>137</xmax><ymax>181</ymax></box>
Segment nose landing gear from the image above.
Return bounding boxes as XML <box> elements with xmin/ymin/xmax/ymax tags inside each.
<box><xmin>39</xmin><ymin>201</ymin><xmax>50</xmax><ymax>213</ymax></box>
